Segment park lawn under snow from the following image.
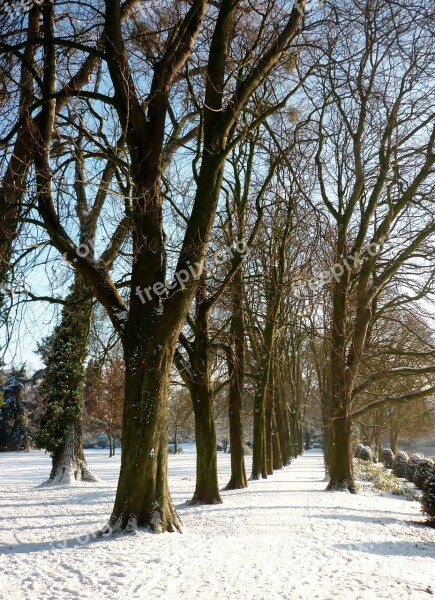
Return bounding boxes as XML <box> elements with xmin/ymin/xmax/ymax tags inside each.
<box><xmin>0</xmin><ymin>449</ymin><xmax>434</xmax><ymax>600</ymax></box>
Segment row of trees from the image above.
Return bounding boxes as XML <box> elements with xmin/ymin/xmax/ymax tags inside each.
<box><xmin>1</xmin><ymin>0</ymin><xmax>434</xmax><ymax>532</ymax></box>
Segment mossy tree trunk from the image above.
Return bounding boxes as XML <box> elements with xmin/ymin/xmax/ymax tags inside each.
<box><xmin>108</xmin><ymin>333</ymin><xmax>182</xmax><ymax>531</ymax></box>
<box><xmin>37</xmin><ymin>277</ymin><xmax>99</xmax><ymax>484</ymax></box>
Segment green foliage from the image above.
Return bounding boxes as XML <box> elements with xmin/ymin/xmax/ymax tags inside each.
<box><xmin>381</xmin><ymin>448</ymin><xmax>395</xmax><ymax>469</ymax></box>
<box><xmin>354</xmin><ymin>444</ymin><xmax>373</xmax><ymax>461</ymax></box>
<box><xmin>406</xmin><ymin>453</ymin><xmax>424</xmax><ymax>483</ymax></box>
<box><xmin>354</xmin><ymin>458</ymin><xmax>419</xmax><ymax>500</ymax></box>
<box><xmin>421</xmin><ymin>473</ymin><xmax>435</xmax><ymax>522</ymax></box>
<box><xmin>354</xmin><ymin>443</ymin><xmax>365</xmax><ymax>458</ymax></box>
<box><xmin>392</xmin><ymin>451</ymin><xmax>409</xmax><ymax>478</ymax></box>
<box><xmin>414</xmin><ymin>460</ymin><xmax>435</xmax><ymax>491</ymax></box>
<box><xmin>35</xmin><ymin>280</ymin><xmax>92</xmax><ymax>454</ymax></box>
<box><xmin>0</xmin><ymin>367</ymin><xmax>32</xmax><ymax>451</ymax></box>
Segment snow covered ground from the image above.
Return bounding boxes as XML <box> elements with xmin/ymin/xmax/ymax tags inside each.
<box><xmin>0</xmin><ymin>448</ymin><xmax>434</xmax><ymax>600</ymax></box>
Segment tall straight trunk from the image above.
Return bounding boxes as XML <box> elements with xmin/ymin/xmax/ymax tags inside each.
<box><xmin>175</xmin><ymin>295</ymin><xmax>222</xmax><ymax>505</ymax></box>
<box><xmin>190</xmin><ymin>381</ymin><xmax>221</xmax><ymax>504</ymax></box>
<box><xmin>289</xmin><ymin>398</ymin><xmax>299</xmax><ymax>459</ymax></box>
<box><xmin>108</xmin><ymin>425</ymin><xmax>114</xmax><ymax>458</ymax></box>
<box><xmin>265</xmin><ymin>359</ymin><xmax>274</xmax><ymax>475</ymax></box>
<box><xmin>38</xmin><ymin>277</ymin><xmax>99</xmax><ymax>484</ymax></box>
<box><xmin>373</xmin><ymin>412</ymin><xmax>382</xmax><ymax>462</ymax></box>
<box><xmin>275</xmin><ymin>372</ymin><xmax>291</xmax><ymax>465</ymax></box>
<box><xmin>174</xmin><ymin>422</ymin><xmax>179</xmax><ymax>455</ymax></box>
<box><xmin>327</xmin><ymin>250</ymin><xmax>355</xmax><ymax>492</ymax></box>
<box><xmin>322</xmin><ymin>393</ymin><xmax>333</xmax><ymax>474</ymax></box>
<box><xmin>272</xmin><ymin>409</ymin><xmax>283</xmax><ymax>470</ymax></box>
<box><xmin>189</xmin><ymin>303</ymin><xmax>221</xmax><ymax>504</ymax></box>
<box><xmin>390</xmin><ymin>426</ymin><xmax>398</xmax><ymax>455</ymax></box>
<box><xmin>251</xmin><ymin>320</ymin><xmax>274</xmax><ymax>480</ymax></box>
<box><xmin>326</xmin><ymin>406</ymin><xmax>354</xmax><ymax>491</ymax></box>
<box><xmin>225</xmin><ymin>276</ymin><xmax>248</xmax><ymax>489</ymax></box>
<box><xmin>226</xmin><ymin>344</ymin><xmax>248</xmax><ymax>488</ymax></box>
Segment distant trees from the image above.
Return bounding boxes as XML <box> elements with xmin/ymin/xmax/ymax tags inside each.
<box><xmin>0</xmin><ymin>367</ymin><xmax>35</xmax><ymax>451</ymax></box>
<box><xmin>168</xmin><ymin>387</ymin><xmax>193</xmax><ymax>454</ymax></box>
<box><xmin>85</xmin><ymin>355</ymin><xmax>124</xmax><ymax>457</ymax></box>
<box><xmin>352</xmin><ymin>310</ymin><xmax>435</xmax><ymax>457</ymax></box>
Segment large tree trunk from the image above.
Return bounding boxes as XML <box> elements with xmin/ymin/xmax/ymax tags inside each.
<box><xmin>175</xmin><ymin>294</ymin><xmax>222</xmax><ymax>505</ymax></box>
<box><xmin>49</xmin><ymin>422</ymin><xmax>97</xmax><ymax>484</ymax></box>
<box><xmin>326</xmin><ymin>409</ymin><xmax>354</xmax><ymax>492</ymax></box>
<box><xmin>108</xmin><ymin>340</ymin><xmax>181</xmax><ymax>532</ymax></box>
<box><xmin>226</xmin><ymin>269</ymin><xmax>247</xmax><ymax>489</ymax></box>
<box><xmin>190</xmin><ymin>381</ymin><xmax>222</xmax><ymax>504</ymax></box>
<box><xmin>326</xmin><ymin>258</ymin><xmax>356</xmax><ymax>492</ymax></box>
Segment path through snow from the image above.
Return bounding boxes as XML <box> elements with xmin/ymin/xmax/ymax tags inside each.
<box><xmin>0</xmin><ymin>449</ymin><xmax>433</xmax><ymax>599</ymax></box>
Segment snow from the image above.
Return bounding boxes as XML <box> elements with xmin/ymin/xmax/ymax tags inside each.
<box><xmin>0</xmin><ymin>449</ymin><xmax>434</xmax><ymax>599</ymax></box>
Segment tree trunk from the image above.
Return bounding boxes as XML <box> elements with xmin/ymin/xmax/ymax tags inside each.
<box><xmin>373</xmin><ymin>412</ymin><xmax>382</xmax><ymax>462</ymax></box>
<box><xmin>226</xmin><ymin>269</ymin><xmax>248</xmax><ymax>489</ymax></box>
<box><xmin>326</xmin><ymin>243</ymin><xmax>356</xmax><ymax>493</ymax></box>
<box><xmin>390</xmin><ymin>426</ymin><xmax>398</xmax><ymax>455</ymax></box>
<box><xmin>107</xmin><ymin>340</ymin><xmax>181</xmax><ymax>533</ymax></box>
<box><xmin>37</xmin><ymin>277</ymin><xmax>99</xmax><ymax>485</ymax></box>
<box><xmin>251</xmin><ymin>349</ymin><xmax>271</xmax><ymax>480</ymax></box>
<box><xmin>265</xmin><ymin>360</ymin><xmax>274</xmax><ymax>476</ymax></box>
<box><xmin>272</xmin><ymin>409</ymin><xmax>283</xmax><ymax>470</ymax></box>
<box><xmin>108</xmin><ymin>425</ymin><xmax>114</xmax><ymax>458</ymax></box>
<box><xmin>226</xmin><ymin>344</ymin><xmax>248</xmax><ymax>489</ymax></box>
<box><xmin>275</xmin><ymin>379</ymin><xmax>291</xmax><ymax>466</ymax></box>
<box><xmin>49</xmin><ymin>421</ymin><xmax>97</xmax><ymax>483</ymax></box>
<box><xmin>190</xmin><ymin>300</ymin><xmax>222</xmax><ymax>504</ymax></box>
<box><xmin>326</xmin><ymin>409</ymin><xmax>355</xmax><ymax>492</ymax></box>
<box><xmin>190</xmin><ymin>381</ymin><xmax>222</xmax><ymax>504</ymax></box>
<box><xmin>174</xmin><ymin>422</ymin><xmax>178</xmax><ymax>455</ymax></box>
<box><xmin>174</xmin><ymin>295</ymin><xmax>222</xmax><ymax>505</ymax></box>
<box><xmin>326</xmin><ymin>320</ymin><xmax>355</xmax><ymax>489</ymax></box>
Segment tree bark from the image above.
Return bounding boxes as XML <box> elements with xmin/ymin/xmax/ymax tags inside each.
<box><xmin>108</xmin><ymin>338</ymin><xmax>181</xmax><ymax>532</ymax></box>
<box><xmin>190</xmin><ymin>381</ymin><xmax>221</xmax><ymax>504</ymax></box>
<box><xmin>265</xmin><ymin>359</ymin><xmax>274</xmax><ymax>476</ymax></box>
<box><xmin>174</xmin><ymin>422</ymin><xmax>179</xmax><ymax>455</ymax></box>
<box><xmin>251</xmin><ymin>320</ymin><xmax>273</xmax><ymax>480</ymax></box>
<box><xmin>272</xmin><ymin>409</ymin><xmax>283</xmax><ymax>470</ymax></box>
<box><xmin>226</xmin><ymin>268</ymin><xmax>247</xmax><ymax>489</ymax></box>
<box><xmin>175</xmin><ymin>293</ymin><xmax>222</xmax><ymax>505</ymax></box>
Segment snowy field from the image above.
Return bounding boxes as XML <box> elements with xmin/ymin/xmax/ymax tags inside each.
<box><xmin>0</xmin><ymin>448</ymin><xmax>434</xmax><ymax>600</ymax></box>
